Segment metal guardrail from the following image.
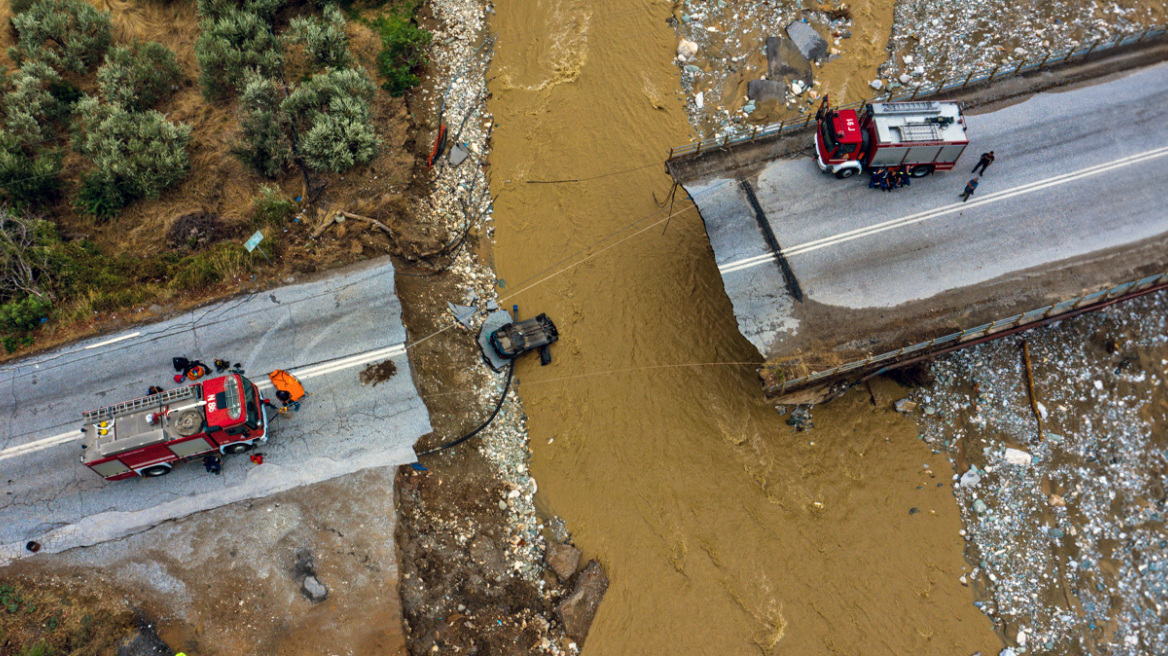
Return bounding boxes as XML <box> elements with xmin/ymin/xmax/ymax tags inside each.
<box><xmin>668</xmin><ymin>26</ymin><xmax>1168</xmax><ymax>160</ymax></box>
<box><xmin>770</xmin><ymin>271</ymin><xmax>1168</xmax><ymax>395</ymax></box>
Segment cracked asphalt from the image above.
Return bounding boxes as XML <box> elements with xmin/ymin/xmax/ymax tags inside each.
<box><xmin>0</xmin><ymin>258</ymin><xmax>431</xmax><ymax>563</ymax></box>
<box><xmin>686</xmin><ymin>62</ymin><xmax>1168</xmax><ymax>360</ymax></box>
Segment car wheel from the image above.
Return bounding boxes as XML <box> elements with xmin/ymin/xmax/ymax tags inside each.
<box><xmin>834</xmin><ymin>168</ymin><xmax>858</xmax><ymax>179</ymax></box>
<box><xmin>910</xmin><ymin>165</ymin><xmax>935</xmax><ymax>178</ymax></box>
<box><xmin>223</xmin><ymin>442</ymin><xmax>253</xmax><ymax>455</ymax></box>
<box><xmin>141</xmin><ymin>465</ymin><xmax>171</xmax><ymax>477</ymax></box>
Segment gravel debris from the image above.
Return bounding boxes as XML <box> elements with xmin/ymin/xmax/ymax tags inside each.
<box><xmin>911</xmin><ymin>290</ymin><xmax>1168</xmax><ymax>655</ymax></box>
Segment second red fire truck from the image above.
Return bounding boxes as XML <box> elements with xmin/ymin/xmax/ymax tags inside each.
<box><xmin>814</xmin><ymin>96</ymin><xmax>970</xmax><ymax>179</ymax></box>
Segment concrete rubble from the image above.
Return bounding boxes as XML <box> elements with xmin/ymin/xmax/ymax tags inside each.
<box><xmin>909</xmin><ymin>291</ymin><xmax>1168</xmax><ymax>655</ymax></box>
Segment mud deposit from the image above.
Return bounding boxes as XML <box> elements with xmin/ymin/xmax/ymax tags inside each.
<box><xmin>487</xmin><ymin>0</ymin><xmax>998</xmax><ymax>652</ymax></box>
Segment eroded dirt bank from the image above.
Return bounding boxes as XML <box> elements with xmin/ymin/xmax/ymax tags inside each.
<box><xmin>486</xmin><ymin>0</ymin><xmax>999</xmax><ymax>653</ymax></box>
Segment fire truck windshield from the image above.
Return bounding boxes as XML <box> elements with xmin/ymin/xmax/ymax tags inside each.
<box><xmin>240</xmin><ymin>376</ymin><xmax>261</xmax><ymax>429</ymax></box>
<box><xmin>820</xmin><ymin>120</ymin><xmax>840</xmax><ymax>155</ymax></box>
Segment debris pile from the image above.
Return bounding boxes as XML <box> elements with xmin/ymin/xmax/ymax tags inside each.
<box><xmin>668</xmin><ymin>1</ymin><xmax>854</xmax><ymax>137</ymax></box>
<box><xmin>909</xmin><ymin>291</ymin><xmax>1168</xmax><ymax>655</ymax></box>
<box><xmin>879</xmin><ymin>0</ymin><xmax>1159</xmax><ymax>89</ymax></box>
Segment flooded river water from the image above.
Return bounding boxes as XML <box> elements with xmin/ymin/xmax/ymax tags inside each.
<box><xmin>487</xmin><ymin>0</ymin><xmax>1001</xmax><ymax>652</ymax></box>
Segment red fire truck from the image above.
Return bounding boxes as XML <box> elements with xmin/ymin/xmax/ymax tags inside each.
<box><xmin>814</xmin><ymin>96</ymin><xmax>969</xmax><ymax>179</ymax></box>
<box><xmin>80</xmin><ymin>374</ymin><xmax>269</xmax><ymax>480</ymax></box>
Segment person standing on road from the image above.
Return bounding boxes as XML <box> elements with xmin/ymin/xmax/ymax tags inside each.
<box><xmin>972</xmin><ymin>151</ymin><xmax>995</xmax><ymax>175</ymax></box>
<box><xmin>961</xmin><ymin>177</ymin><xmax>980</xmax><ymax>202</ymax></box>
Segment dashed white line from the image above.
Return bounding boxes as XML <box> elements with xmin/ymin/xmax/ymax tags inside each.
<box><xmin>84</xmin><ymin>332</ymin><xmax>140</xmax><ymax>349</ymax></box>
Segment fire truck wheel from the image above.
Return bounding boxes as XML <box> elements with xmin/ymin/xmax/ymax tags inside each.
<box><xmin>141</xmin><ymin>465</ymin><xmax>172</xmax><ymax>477</ymax></box>
<box><xmin>834</xmin><ymin>168</ymin><xmax>858</xmax><ymax>179</ymax></box>
<box><xmin>909</xmin><ymin>164</ymin><xmax>935</xmax><ymax>178</ymax></box>
<box><xmin>223</xmin><ymin>442</ymin><xmax>254</xmax><ymax>455</ymax></box>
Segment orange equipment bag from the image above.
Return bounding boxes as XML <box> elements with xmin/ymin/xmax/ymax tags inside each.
<box><xmin>269</xmin><ymin>369</ymin><xmax>307</xmax><ymax>402</ymax></box>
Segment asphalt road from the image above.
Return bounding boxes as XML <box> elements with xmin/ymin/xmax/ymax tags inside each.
<box><xmin>0</xmin><ymin>258</ymin><xmax>431</xmax><ymax>563</ymax></box>
<box><xmin>688</xmin><ymin>62</ymin><xmax>1168</xmax><ymax>357</ymax></box>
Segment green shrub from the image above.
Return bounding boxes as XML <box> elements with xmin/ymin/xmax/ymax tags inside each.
<box><xmin>0</xmin><ymin>136</ymin><xmax>63</xmax><ymax>207</ymax></box>
<box><xmin>252</xmin><ymin>184</ymin><xmax>296</xmax><ymax>226</ymax></box>
<box><xmin>0</xmin><ymin>294</ymin><xmax>51</xmax><ymax>333</ymax></box>
<box><xmin>283</xmin><ymin>68</ymin><xmax>378</xmax><ymax>172</ymax></box>
<box><xmin>97</xmin><ymin>42</ymin><xmax>183</xmax><ymax>111</ymax></box>
<box><xmin>286</xmin><ymin>4</ymin><xmax>352</xmax><ymax>69</ymax></box>
<box><xmin>233</xmin><ymin>75</ymin><xmax>293</xmax><ymax>177</ymax></box>
<box><xmin>370</xmin><ymin>11</ymin><xmax>429</xmax><ymax>96</ymax></box>
<box><xmin>71</xmin><ymin>96</ymin><xmax>192</xmax><ymax>217</ymax></box>
<box><xmin>194</xmin><ymin>1</ymin><xmax>284</xmax><ymax>99</ymax></box>
<box><xmin>9</xmin><ymin>0</ymin><xmax>112</xmax><ymax>74</ymax></box>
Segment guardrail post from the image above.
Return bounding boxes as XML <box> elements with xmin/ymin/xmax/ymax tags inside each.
<box><xmin>1083</xmin><ymin>38</ymin><xmax>1101</xmax><ymax>59</ymax></box>
<box><xmin>695</xmin><ymin>140</ymin><xmax>703</xmax><ymax>156</ymax></box>
<box><xmin>987</xmin><ymin>64</ymin><xmax>1001</xmax><ymax>82</ymax></box>
<box><xmin>668</xmin><ymin>146</ymin><xmax>674</xmax><ymax>160</ymax></box>
<box><xmin>1136</xmin><ymin>28</ymin><xmax>1149</xmax><ymax>44</ymax></box>
<box><xmin>778</xmin><ymin>118</ymin><xmax>786</xmax><ymax>134</ymax></box>
<box><xmin>1039</xmin><ymin>50</ymin><xmax>1052</xmax><ymax>68</ymax></box>
<box><xmin>723</xmin><ymin>134</ymin><xmax>731</xmax><ymax>148</ymax></box>
<box><xmin>750</xmin><ymin>125</ymin><xmax>759</xmax><ymax>142</ymax></box>
<box><xmin>910</xmin><ymin>85</ymin><xmax>921</xmax><ymax>100</ymax></box>
<box><xmin>961</xmin><ymin>70</ymin><xmax>975</xmax><ymax>88</ymax></box>
<box><xmin>803</xmin><ymin>111</ymin><xmax>814</xmax><ymax>128</ymax></box>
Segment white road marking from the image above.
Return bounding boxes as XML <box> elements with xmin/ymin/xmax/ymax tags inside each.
<box><xmin>718</xmin><ymin>145</ymin><xmax>1168</xmax><ymax>275</ymax></box>
<box><xmin>84</xmin><ymin>332</ymin><xmax>140</xmax><ymax>349</ymax></box>
<box><xmin>0</xmin><ymin>344</ymin><xmax>409</xmax><ymax>463</ymax></box>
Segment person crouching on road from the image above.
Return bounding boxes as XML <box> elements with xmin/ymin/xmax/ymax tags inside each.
<box><xmin>869</xmin><ymin>170</ymin><xmax>884</xmax><ymax>189</ymax></box>
<box><xmin>203</xmin><ymin>454</ymin><xmax>222</xmax><ymax>475</ymax></box>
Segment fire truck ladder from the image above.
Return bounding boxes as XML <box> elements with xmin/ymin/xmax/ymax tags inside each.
<box><xmin>895</xmin><ymin>123</ymin><xmax>944</xmax><ymax>142</ymax></box>
<box><xmin>881</xmin><ymin>101</ymin><xmax>941</xmax><ymax>114</ymax></box>
<box><xmin>83</xmin><ymin>386</ymin><xmax>198</xmax><ymax>423</ymax></box>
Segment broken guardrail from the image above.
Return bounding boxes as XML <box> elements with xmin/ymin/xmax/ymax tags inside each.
<box><xmin>765</xmin><ymin>270</ymin><xmax>1168</xmax><ymax>398</ymax></box>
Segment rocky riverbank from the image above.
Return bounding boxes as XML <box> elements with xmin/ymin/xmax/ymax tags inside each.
<box><xmin>391</xmin><ymin>0</ymin><xmax>607</xmax><ymax>652</ymax></box>
<box><xmin>907</xmin><ymin>290</ymin><xmax>1168</xmax><ymax>655</ymax></box>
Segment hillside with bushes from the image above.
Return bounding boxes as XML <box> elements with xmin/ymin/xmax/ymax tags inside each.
<box><xmin>0</xmin><ymin>0</ymin><xmax>432</xmax><ymax>354</ymax></box>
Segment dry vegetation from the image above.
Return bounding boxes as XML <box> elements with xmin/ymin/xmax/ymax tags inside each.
<box><xmin>0</xmin><ymin>0</ymin><xmax>427</xmax><ymax>357</ymax></box>
<box><xmin>0</xmin><ymin>576</ymin><xmax>136</xmax><ymax>655</ymax></box>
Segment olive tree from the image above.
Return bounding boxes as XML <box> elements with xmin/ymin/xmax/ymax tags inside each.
<box><xmin>195</xmin><ymin>0</ymin><xmax>284</xmax><ymax>99</ymax></box>
<box><xmin>283</xmin><ymin>68</ymin><xmax>378</xmax><ymax>173</ymax></box>
<box><xmin>97</xmin><ymin>42</ymin><xmax>183</xmax><ymax>111</ymax></box>
<box><xmin>9</xmin><ymin>0</ymin><xmax>112</xmax><ymax>73</ymax></box>
<box><xmin>71</xmin><ymin>97</ymin><xmax>192</xmax><ymax>217</ymax></box>
<box><xmin>233</xmin><ymin>74</ymin><xmax>294</xmax><ymax>178</ymax></box>
<box><xmin>286</xmin><ymin>4</ymin><xmax>352</xmax><ymax>70</ymax></box>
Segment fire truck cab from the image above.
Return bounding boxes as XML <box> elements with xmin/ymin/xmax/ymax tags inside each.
<box><xmin>80</xmin><ymin>374</ymin><xmax>268</xmax><ymax>480</ymax></box>
<box><xmin>815</xmin><ymin>97</ymin><xmax>969</xmax><ymax>179</ymax></box>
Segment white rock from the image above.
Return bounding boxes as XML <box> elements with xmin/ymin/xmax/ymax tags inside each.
<box><xmin>1036</xmin><ymin>402</ymin><xmax>1048</xmax><ymax>420</ymax></box>
<box><xmin>899</xmin><ymin>73</ymin><xmax>912</xmax><ymax>84</ymax></box>
<box><xmin>790</xmin><ymin>79</ymin><xmax>806</xmax><ymax>95</ymax></box>
<box><xmin>678</xmin><ymin>39</ymin><xmax>699</xmax><ymax>60</ymax></box>
<box><xmin>1093</xmin><ymin>380</ymin><xmax>1104</xmax><ymax>390</ymax></box>
<box><xmin>904</xmin><ymin>54</ymin><xmax>914</xmax><ymax>64</ymax></box>
<box><xmin>695</xmin><ymin>92</ymin><xmax>704</xmax><ymax>109</ymax></box>
<box><xmin>1003</xmin><ymin>448</ymin><xmax>1033</xmax><ymax>467</ymax></box>
<box><xmin>869</xmin><ymin>79</ymin><xmax>884</xmax><ymax>90</ymax></box>
<box><xmin>913</xmin><ymin>65</ymin><xmax>925</xmax><ymax>76</ymax></box>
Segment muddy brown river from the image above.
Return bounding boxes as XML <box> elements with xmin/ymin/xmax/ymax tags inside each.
<box><xmin>487</xmin><ymin>0</ymin><xmax>1002</xmax><ymax>652</ymax></box>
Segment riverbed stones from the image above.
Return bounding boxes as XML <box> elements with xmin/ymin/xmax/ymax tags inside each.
<box><xmin>785</xmin><ymin>21</ymin><xmax>828</xmax><ymax>62</ymax></box>
<box><xmin>555</xmin><ymin>560</ymin><xmax>609</xmax><ymax>644</ymax></box>
<box><xmin>301</xmin><ymin>574</ymin><xmax>329</xmax><ymax>602</ymax></box>
<box><xmin>677</xmin><ymin>38</ymin><xmax>699</xmax><ymax>61</ymax></box>
<box><xmin>747</xmin><ymin>79</ymin><xmax>785</xmax><ymax>102</ymax></box>
<box><xmin>765</xmin><ymin>36</ymin><xmax>812</xmax><ymax>86</ymax></box>
<box><xmin>545</xmin><ymin>542</ymin><xmax>582</xmax><ymax>582</ymax></box>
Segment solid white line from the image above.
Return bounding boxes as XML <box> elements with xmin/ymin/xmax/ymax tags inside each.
<box><xmin>84</xmin><ymin>332</ymin><xmax>140</xmax><ymax>350</ymax></box>
<box><xmin>718</xmin><ymin>145</ymin><xmax>1168</xmax><ymax>275</ymax></box>
<box><xmin>0</xmin><ymin>343</ymin><xmax>410</xmax><ymax>462</ymax></box>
